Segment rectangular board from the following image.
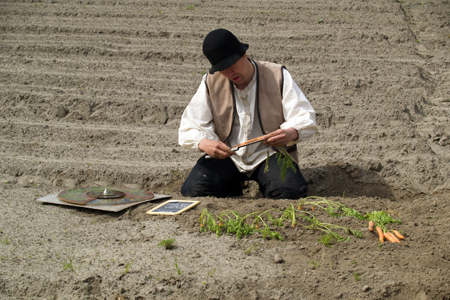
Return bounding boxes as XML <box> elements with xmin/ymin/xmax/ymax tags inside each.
<box><xmin>37</xmin><ymin>192</ymin><xmax>171</xmax><ymax>212</ymax></box>
<box><xmin>146</xmin><ymin>200</ymin><xmax>200</xmax><ymax>215</ymax></box>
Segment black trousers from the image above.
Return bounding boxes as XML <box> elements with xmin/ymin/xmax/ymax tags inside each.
<box><xmin>181</xmin><ymin>154</ymin><xmax>308</xmax><ymax>199</ymax></box>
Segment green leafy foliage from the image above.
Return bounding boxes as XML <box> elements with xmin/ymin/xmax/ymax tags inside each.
<box><xmin>267</xmin><ymin>212</ymin><xmax>285</xmax><ymax>227</ymax></box>
<box><xmin>283</xmin><ymin>203</ymin><xmax>297</xmax><ymax>227</ymax></box>
<box><xmin>364</xmin><ymin>210</ymin><xmax>401</xmax><ymax>232</ymax></box>
<box><xmin>263</xmin><ymin>147</ymin><xmax>296</xmax><ymax>180</ymax></box>
<box><xmin>276</xmin><ymin>148</ymin><xmax>296</xmax><ymax>181</ymax></box>
<box><xmin>158</xmin><ymin>238</ymin><xmax>176</xmax><ymax>250</ymax></box>
<box><xmin>63</xmin><ymin>254</ymin><xmax>76</xmax><ymax>273</ymax></box>
<box><xmin>124</xmin><ymin>260</ymin><xmax>132</xmax><ymax>274</ymax></box>
<box><xmin>198</xmin><ymin>197</ymin><xmax>399</xmax><ymax>245</ymax></box>
<box><xmin>300</xmin><ymin>196</ymin><xmax>365</xmax><ymax>220</ymax></box>
<box><xmin>264</xmin><ymin>150</ymin><xmax>270</xmax><ymax>173</ymax></box>
<box><xmin>173</xmin><ymin>257</ymin><xmax>182</xmax><ymax>275</ymax></box>
<box><xmin>319</xmin><ymin>232</ymin><xmax>337</xmax><ymax>247</ymax></box>
<box><xmin>200</xmin><ymin>208</ymin><xmax>284</xmax><ymax>240</ymax></box>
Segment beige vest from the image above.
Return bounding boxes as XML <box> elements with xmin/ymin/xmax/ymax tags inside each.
<box><xmin>206</xmin><ymin>59</ymin><xmax>298</xmax><ymax>162</ymax></box>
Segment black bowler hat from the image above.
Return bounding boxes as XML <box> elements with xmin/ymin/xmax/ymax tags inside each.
<box><xmin>202</xmin><ymin>29</ymin><xmax>249</xmax><ymax>74</ymax></box>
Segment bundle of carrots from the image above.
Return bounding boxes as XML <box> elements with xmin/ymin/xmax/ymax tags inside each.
<box><xmin>368</xmin><ymin>221</ymin><xmax>404</xmax><ymax>243</ymax></box>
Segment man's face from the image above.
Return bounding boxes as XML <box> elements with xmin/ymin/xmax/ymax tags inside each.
<box><xmin>218</xmin><ymin>54</ymin><xmax>251</xmax><ymax>88</ymax></box>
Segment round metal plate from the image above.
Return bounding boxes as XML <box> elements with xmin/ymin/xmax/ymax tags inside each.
<box><xmin>86</xmin><ymin>189</ymin><xmax>126</xmax><ymax>199</ymax></box>
<box><xmin>58</xmin><ymin>187</ymin><xmax>154</xmax><ymax>205</ymax></box>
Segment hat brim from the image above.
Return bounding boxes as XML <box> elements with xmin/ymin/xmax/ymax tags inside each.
<box><xmin>208</xmin><ymin>43</ymin><xmax>249</xmax><ymax>74</ymax></box>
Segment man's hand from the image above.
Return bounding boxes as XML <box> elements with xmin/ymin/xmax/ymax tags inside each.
<box><xmin>198</xmin><ymin>139</ymin><xmax>236</xmax><ymax>159</ymax></box>
<box><xmin>262</xmin><ymin>128</ymin><xmax>298</xmax><ymax>147</ymax></box>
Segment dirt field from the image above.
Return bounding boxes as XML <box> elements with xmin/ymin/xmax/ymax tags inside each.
<box><xmin>1</xmin><ymin>0</ymin><xmax>449</xmax><ymax>299</ymax></box>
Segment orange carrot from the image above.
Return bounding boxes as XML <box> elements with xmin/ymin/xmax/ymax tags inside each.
<box><xmin>391</xmin><ymin>233</ymin><xmax>401</xmax><ymax>243</ymax></box>
<box><xmin>375</xmin><ymin>226</ymin><xmax>384</xmax><ymax>242</ymax></box>
<box><xmin>311</xmin><ymin>206</ymin><xmax>315</xmax><ymax>211</ymax></box>
<box><xmin>368</xmin><ymin>221</ymin><xmax>374</xmax><ymax>232</ymax></box>
<box><xmin>384</xmin><ymin>232</ymin><xmax>401</xmax><ymax>243</ymax></box>
<box><xmin>384</xmin><ymin>232</ymin><xmax>395</xmax><ymax>243</ymax></box>
<box><xmin>231</xmin><ymin>136</ymin><xmax>264</xmax><ymax>149</ymax></box>
<box><xmin>392</xmin><ymin>230</ymin><xmax>404</xmax><ymax>240</ymax></box>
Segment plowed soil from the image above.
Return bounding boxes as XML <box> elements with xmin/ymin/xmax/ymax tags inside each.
<box><xmin>1</xmin><ymin>0</ymin><xmax>449</xmax><ymax>299</ymax></box>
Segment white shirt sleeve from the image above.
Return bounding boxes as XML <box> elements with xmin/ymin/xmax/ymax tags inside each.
<box><xmin>178</xmin><ymin>75</ymin><xmax>220</xmax><ymax>150</ymax></box>
<box><xmin>280</xmin><ymin>68</ymin><xmax>318</xmax><ymax>143</ymax></box>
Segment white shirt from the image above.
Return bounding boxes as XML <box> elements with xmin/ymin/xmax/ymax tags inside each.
<box><xmin>178</xmin><ymin>64</ymin><xmax>318</xmax><ymax>174</ymax></box>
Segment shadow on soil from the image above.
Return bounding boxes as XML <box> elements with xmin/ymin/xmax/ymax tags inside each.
<box><xmin>304</xmin><ymin>161</ymin><xmax>395</xmax><ymax>200</ymax></box>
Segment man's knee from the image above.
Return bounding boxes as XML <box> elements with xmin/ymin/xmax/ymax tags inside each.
<box><xmin>268</xmin><ymin>184</ymin><xmax>308</xmax><ymax>200</ymax></box>
<box><xmin>181</xmin><ymin>177</ymin><xmax>214</xmax><ymax>197</ymax></box>
<box><xmin>181</xmin><ymin>183</ymin><xmax>203</xmax><ymax>197</ymax></box>
<box><xmin>181</xmin><ymin>175</ymin><xmax>243</xmax><ymax>198</ymax></box>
